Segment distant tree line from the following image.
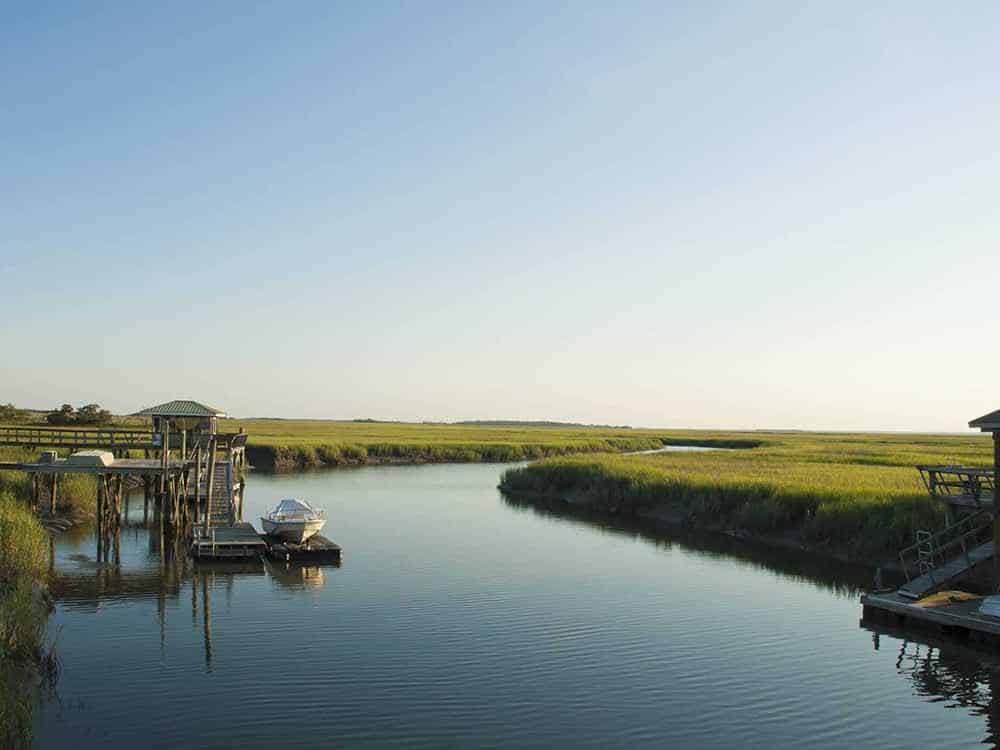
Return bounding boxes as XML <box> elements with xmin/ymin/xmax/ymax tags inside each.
<box><xmin>46</xmin><ymin>403</ymin><xmax>112</xmax><ymax>426</ymax></box>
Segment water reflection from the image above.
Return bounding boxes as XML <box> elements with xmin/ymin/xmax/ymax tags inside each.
<box><xmin>861</xmin><ymin>618</ymin><xmax>1000</xmax><ymax>747</ymax></box>
<box><xmin>500</xmin><ymin>493</ymin><xmax>876</xmax><ymax>597</ymax></box>
<box><xmin>48</xmin><ymin>495</ymin><xmax>339</xmax><ymax>671</ymax></box>
<box><xmin>267</xmin><ymin>562</ymin><xmax>332</xmax><ymax>591</ymax></box>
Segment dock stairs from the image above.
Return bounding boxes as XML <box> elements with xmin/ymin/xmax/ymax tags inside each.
<box><xmin>897</xmin><ymin>509</ymin><xmax>995</xmax><ymax>599</ymax></box>
<box><xmin>183</xmin><ymin>458</ymin><xmax>236</xmax><ymax>526</ymax></box>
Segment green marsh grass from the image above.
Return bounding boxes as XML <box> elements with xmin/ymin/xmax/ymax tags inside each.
<box><xmin>499</xmin><ymin>431</ymin><xmax>992</xmax><ymax>561</ymax></box>
<box><xmin>0</xmin><ymin>489</ymin><xmax>49</xmax><ymax>747</ymax></box>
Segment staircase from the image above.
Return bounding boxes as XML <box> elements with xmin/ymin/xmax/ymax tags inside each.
<box><xmin>897</xmin><ymin>509</ymin><xmax>995</xmax><ymax>599</ymax></box>
<box><xmin>207</xmin><ymin>460</ymin><xmax>233</xmax><ymax>526</ymax></box>
<box><xmin>184</xmin><ymin>459</ymin><xmax>235</xmax><ymax>526</ymax></box>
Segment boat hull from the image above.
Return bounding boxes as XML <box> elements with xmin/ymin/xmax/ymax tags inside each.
<box><xmin>261</xmin><ymin>517</ymin><xmax>326</xmax><ymax>544</ymax></box>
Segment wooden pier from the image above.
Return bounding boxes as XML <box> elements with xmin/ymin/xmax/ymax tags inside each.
<box><xmin>861</xmin><ymin>407</ymin><xmax>1000</xmax><ymax>643</ymax></box>
<box><xmin>191</xmin><ymin>523</ymin><xmax>342</xmax><ymax>563</ymax></box>
<box><xmin>5</xmin><ymin>398</ymin><xmax>343</xmax><ymax>568</ymax></box>
<box><xmin>862</xmin><ymin>591</ymin><xmax>1000</xmax><ymax>644</ymax></box>
<box><xmin>191</xmin><ymin>522</ymin><xmax>269</xmax><ymax>560</ymax></box>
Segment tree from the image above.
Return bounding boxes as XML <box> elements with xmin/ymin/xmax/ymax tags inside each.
<box><xmin>0</xmin><ymin>403</ymin><xmax>25</xmax><ymax>422</ymax></box>
<box><xmin>76</xmin><ymin>404</ymin><xmax>112</xmax><ymax>425</ymax></box>
<box><xmin>47</xmin><ymin>404</ymin><xmax>76</xmax><ymax>425</ymax></box>
<box><xmin>45</xmin><ymin>403</ymin><xmax>112</xmax><ymax>426</ymax></box>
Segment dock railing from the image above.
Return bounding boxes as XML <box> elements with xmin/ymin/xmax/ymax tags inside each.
<box><xmin>917</xmin><ymin>465</ymin><xmax>995</xmax><ymax>507</ymax></box>
<box><xmin>0</xmin><ymin>425</ymin><xmax>154</xmax><ymax>450</ymax></box>
<box><xmin>898</xmin><ymin>508</ymin><xmax>994</xmax><ymax>583</ymax></box>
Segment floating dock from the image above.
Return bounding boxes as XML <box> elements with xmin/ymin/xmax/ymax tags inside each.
<box><xmin>267</xmin><ymin>533</ymin><xmax>342</xmax><ymax>563</ymax></box>
<box><xmin>192</xmin><ymin>523</ymin><xmax>269</xmax><ymax>560</ymax></box>
<box><xmin>191</xmin><ymin>523</ymin><xmax>341</xmax><ymax>563</ymax></box>
<box><xmin>861</xmin><ymin>591</ymin><xmax>1000</xmax><ymax>645</ymax></box>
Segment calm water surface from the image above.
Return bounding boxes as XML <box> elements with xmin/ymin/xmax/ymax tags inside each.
<box><xmin>34</xmin><ymin>463</ymin><xmax>1000</xmax><ymax>748</ymax></box>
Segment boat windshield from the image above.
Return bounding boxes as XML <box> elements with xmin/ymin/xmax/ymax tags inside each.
<box><xmin>269</xmin><ymin>498</ymin><xmax>323</xmax><ymax>519</ymax></box>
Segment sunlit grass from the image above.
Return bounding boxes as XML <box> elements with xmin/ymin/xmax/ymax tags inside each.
<box><xmin>499</xmin><ymin>431</ymin><xmax>992</xmax><ymax>561</ymax></box>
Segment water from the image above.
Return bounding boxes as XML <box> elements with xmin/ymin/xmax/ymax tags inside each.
<box><xmin>34</xmin><ymin>462</ymin><xmax>1000</xmax><ymax>748</ymax></box>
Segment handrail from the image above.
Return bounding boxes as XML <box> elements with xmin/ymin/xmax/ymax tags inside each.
<box><xmin>898</xmin><ymin>509</ymin><xmax>994</xmax><ymax>582</ymax></box>
<box><xmin>917</xmin><ymin>465</ymin><xmax>995</xmax><ymax>503</ymax></box>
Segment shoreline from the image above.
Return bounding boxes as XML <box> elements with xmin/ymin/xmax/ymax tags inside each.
<box><xmin>245</xmin><ymin>437</ymin><xmax>756</xmax><ymax>473</ymax></box>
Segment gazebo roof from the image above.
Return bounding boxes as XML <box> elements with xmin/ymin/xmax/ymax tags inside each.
<box><xmin>969</xmin><ymin>409</ymin><xmax>1000</xmax><ymax>432</ymax></box>
<box><xmin>132</xmin><ymin>400</ymin><xmax>226</xmax><ymax>418</ymax></box>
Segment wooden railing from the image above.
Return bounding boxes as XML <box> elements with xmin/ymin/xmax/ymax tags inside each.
<box><xmin>0</xmin><ymin>425</ymin><xmax>154</xmax><ymax>449</ymax></box>
<box><xmin>0</xmin><ymin>426</ymin><xmax>250</xmax><ymax>454</ymax></box>
<box><xmin>898</xmin><ymin>508</ymin><xmax>994</xmax><ymax>582</ymax></box>
<box><xmin>917</xmin><ymin>465</ymin><xmax>995</xmax><ymax>506</ymax></box>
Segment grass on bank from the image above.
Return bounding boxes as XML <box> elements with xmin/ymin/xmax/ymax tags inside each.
<box><xmin>499</xmin><ymin>431</ymin><xmax>994</xmax><ymax>562</ymax></box>
<box><xmin>221</xmin><ymin>419</ymin><xmax>758</xmax><ymax>470</ymax></box>
<box><xmin>0</xmin><ymin>489</ymin><xmax>49</xmax><ymax>747</ymax></box>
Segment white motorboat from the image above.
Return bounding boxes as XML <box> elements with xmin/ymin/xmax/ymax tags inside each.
<box><xmin>261</xmin><ymin>498</ymin><xmax>326</xmax><ymax>543</ymax></box>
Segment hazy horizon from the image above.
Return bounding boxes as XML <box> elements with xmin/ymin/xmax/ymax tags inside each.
<box><xmin>4</xmin><ymin>3</ymin><xmax>998</xmax><ymax>432</ymax></box>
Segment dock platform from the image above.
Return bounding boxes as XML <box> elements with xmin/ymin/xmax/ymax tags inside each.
<box><xmin>266</xmin><ymin>533</ymin><xmax>342</xmax><ymax>563</ymax></box>
<box><xmin>191</xmin><ymin>524</ymin><xmax>342</xmax><ymax>563</ymax></box>
<box><xmin>861</xmin><ymin>591</ymin><xmax>1000</xmax><ymax>644</ymax></box>
<box><xmin>192</xmin><ymin>522</ymin><xmax>269</xmax><ymax>560</ymax></box>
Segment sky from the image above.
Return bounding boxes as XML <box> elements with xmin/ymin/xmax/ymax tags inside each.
<box><xmin>2</xmin><ymin>2</ymin><xmax>999</xmax><ymax>431</ymax></box>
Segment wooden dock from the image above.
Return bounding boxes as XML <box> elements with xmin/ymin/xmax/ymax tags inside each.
<box><xmin>862</xmin><ymin>591</ymin><xmax>1000</xmax><ymax>644</ymax></box>
<box><xmin>267</xmin><ymin>533</ymin><xmax>342</xmax><ymax>563</ymax></box>
<box><xmin>191</xmin><ymin>522</ymin><xmax>269</xmax><ymax>560</ymax></box>
<box><xmin>191</xmin><ymin>523</ymin><xmax>342</xmax><ymax>563</ymax></box>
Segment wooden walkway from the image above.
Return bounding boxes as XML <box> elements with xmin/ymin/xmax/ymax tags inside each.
<box><xmin>898</xmin><ymin>541</ymin><xmax>995</xmax><ymax>599</ymax></box>
<box><xmin>0</xmin><ymin>425</ymin><xmax>153</xmax><ymax>450</ymax></box>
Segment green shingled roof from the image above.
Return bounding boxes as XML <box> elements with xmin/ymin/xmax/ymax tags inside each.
<box><xmin>133</xmin><ymin>400</ymin><xmax>226</xmax><ymax>418</ymax></box>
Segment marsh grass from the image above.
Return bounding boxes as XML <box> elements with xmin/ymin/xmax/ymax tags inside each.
<box><xmin>0</xmin><ymin>489</ymin><xmax>49</xmax><ymax>747</ymax></box>
<box><xmin>233</xmin><ymin>419</ymin><xmax>677</xmax><ymax>470</ymax></box>
<box><xmin>499</xmin><ymin>431</ymin><xmax>989</xmax><ymax>561</ymax></box>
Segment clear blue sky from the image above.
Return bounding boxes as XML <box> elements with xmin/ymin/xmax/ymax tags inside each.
<box><xmin>2</xmin><ymin>2</ymin><xmax>998</xmax><ymax>430</ymax></box>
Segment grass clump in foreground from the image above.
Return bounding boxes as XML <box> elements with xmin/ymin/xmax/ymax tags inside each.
<box><xmin>0</xmin><ymin>490</ymin><xmax>50</xmax><ymax>747</ymax></box>
<box><xmin>499</xmin><ymin>431</ymin><xmax>993</xmax><ymax>563</ymax></box>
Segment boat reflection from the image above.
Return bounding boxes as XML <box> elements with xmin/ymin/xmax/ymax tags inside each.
<box><xmin>267</xmin><ymin>562</ymin><xmax>334</xmax><ymax>591</ymax></box>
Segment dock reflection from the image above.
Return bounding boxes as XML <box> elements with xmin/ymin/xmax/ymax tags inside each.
<box><xmin>49</xmin><ymin>507</ymin><xmax>340</xmax><ymax>671</ymax></box>
<box><xmin>861</xmin><ymin>618</ymin><xmax>1000</xmax><ymax>747</ymax></box>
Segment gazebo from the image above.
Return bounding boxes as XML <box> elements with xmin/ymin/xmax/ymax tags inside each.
<box><xmin>133</xmin><ymin>399</ymin><xmax>226</xmax><ymax>458</ymax></box>
<box><xmin>134</xmin><ymin>399</ymin><xmax>225</xmax><ymax>434</ymax></box>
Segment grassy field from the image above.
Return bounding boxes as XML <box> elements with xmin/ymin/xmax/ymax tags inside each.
<box><xmin>224</xmin><ymin>419</ymin><xmax>757</xmax><ymax>471</ymax></box>
<box><xmin>499</xmin><ymin>431</ymin><xmax>994</xmax><ymax>563</ymax></box>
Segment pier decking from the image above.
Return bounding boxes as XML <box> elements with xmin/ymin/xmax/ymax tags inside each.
<box><xmin>267</xmin><ymin>534</ymin><xmax>342</xmax><ymax>563</ymax></box>
<box><xmin>191</xmin><ymin>523</ymin><xmax>269</xmax><ymax>560</ymax></box>
<box><xmin>862</xmin><ymin>591</ymin><xmax>1000</xmax><ymax>643</ymax></box>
